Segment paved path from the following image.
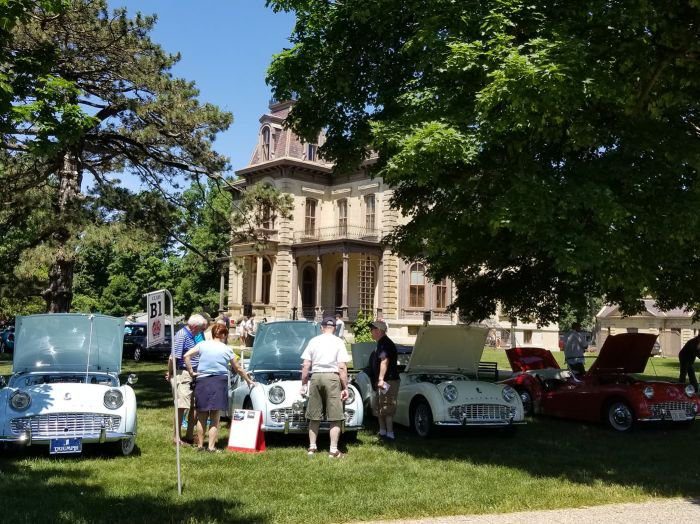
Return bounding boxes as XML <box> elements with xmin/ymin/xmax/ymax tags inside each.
<box><xmin>362</xmin><ymin>498</ymin><xmax>700</xmax><ymax>524</ymax></box>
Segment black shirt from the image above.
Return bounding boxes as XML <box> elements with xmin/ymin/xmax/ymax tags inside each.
<box><xmin>367</xmin><ymin>334</ymin><xmax>400</xmax><ymax>390</ymax></box>
<box><xmin>679</xmin><ymin>336</ymin><xmax>700</xmax><ymax>364</ymax></box>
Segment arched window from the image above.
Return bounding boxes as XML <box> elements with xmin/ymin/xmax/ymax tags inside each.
<box><xmin>262</xmin><ymin>258</ymin><xmax>272</xmax><ymax>304</ymax></box>
<box><xmin>435</xmin><ymin>278</ymin><xmax>448</xmax><ymax>309</ymax></box>
<box><xmin>261</xmin><ymin>126</ymin><xmax>271</xmax><ymax>160</ymax></box>
<box><xmin>335</xmin><ymin>267</ymin><xmax>343</xmax><ymax>308</ymax></box>
<box><xmin>302</xmin><ymin>266</ymin><xmax>316</xmax><ymax>308</ymax></box>
<box><xmin>409</xmin><ymin>263</ymin><xmax>425</xmax><ymax>308</ymax></box>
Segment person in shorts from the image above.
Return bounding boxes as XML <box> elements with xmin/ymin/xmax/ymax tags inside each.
<box><xmin>165</xmin><ymin>314</ymin><xmax>207</xmax><ymax>445</ymax></box>
<box><xmin>300</xmin><ymin>315</ymin><xmax>351</xmax><ymax>458</ymax></box>
<box><xmin>368</xmin><ymin>319</ymin><xmax>400</xmax><ymax>441</ymax></box>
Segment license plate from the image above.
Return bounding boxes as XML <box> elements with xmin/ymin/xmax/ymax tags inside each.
<box><xmin>50</xmin><ymin>437</ymin><xmax>82</xmax><ymax>454</ymax></box>
<box><xmin>670</xmin><ymin>409</ymin><xmax>686</xmax><ymax>422</ymax></box>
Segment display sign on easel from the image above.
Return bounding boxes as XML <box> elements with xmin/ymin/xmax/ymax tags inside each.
<box><xmin>227</xmin><ymin>409</ymin><xmax>266</xmax><ymax>453</ymax></box>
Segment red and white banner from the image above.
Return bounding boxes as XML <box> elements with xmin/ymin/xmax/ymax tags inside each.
<box><xmin>146</xmin><ymin>291</ymin><xmax>165</xmax><ymax>347</ymax></box>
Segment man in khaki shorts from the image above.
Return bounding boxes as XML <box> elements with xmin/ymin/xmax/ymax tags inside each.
<box><xmin>300</xmin><ymin>315</ymin><xmax>351</xmax><ymax>458</ymax></box>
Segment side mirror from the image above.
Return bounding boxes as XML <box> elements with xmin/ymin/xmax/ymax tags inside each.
<box><xmin>127</xmin><ymin>373</ymin><xmax>138</xmax><ymax>385</ymax></box>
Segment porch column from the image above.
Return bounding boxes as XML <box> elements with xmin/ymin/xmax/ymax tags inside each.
<box><xmin>255</xmin><ymin>255</ymin><xmax>263</xmax><ymax>304</ymax></box>
<box><xmin>376</xmin><ymin>255</ymin><xmax>383</xmax><ymax>318</ymax></box>
<box><xmin>291</xmin><ymin>256</ymin><xmax>298</xmax><ymax>309</ymax></box>
<box><xmin>315</xmin><ymin>254</ymin><xmax>323</xmax><ymax>320</ymax></box>
<box><xmin>341</xmin><ymin>250</ymin><xmax>349</xmax><ymax>318</ymax></box>
<box><xmin>218</xmin><ymin>263</ymin><xmax>227</xmax><ymax>312</ymax></box>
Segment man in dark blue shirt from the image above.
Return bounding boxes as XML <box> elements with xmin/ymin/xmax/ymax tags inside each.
<box><xmin>368</xmin><ymin>320</ymin><xmax>400</xmax><ymax>441</ymax></box>
<box><xmin>166</xmin><ymin>314</ymin><xmax>207</xmax><ymax>445</ymax></box>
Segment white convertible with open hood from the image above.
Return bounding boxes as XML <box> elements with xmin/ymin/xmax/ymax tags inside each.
<box><xmin>0</xmin><ymin>314</ymin><xmax>137</xmax><ymax>455</ymax></box>
<box><xmin>391</xmin><ymin>325</ymin><xmax>524</xmax><ymax>436</ymax></box>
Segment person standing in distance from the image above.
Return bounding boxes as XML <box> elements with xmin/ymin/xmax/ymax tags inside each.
<box><xmin>564</xmin><ymin>322</ymin><xmax>588</xmax><ymax>376</ymax></box>
<box><xmin>300</xmin><ymin>316</ymin><xmax>351</xmax><ymax>458</ymax></box>
<box><xmin>334</xmin><ymin>313</ymin><xmax>345</xmax><ymax>339</ymax></box>
<box><xmin>679</xmin><ymin>334</ymin><xmax>700</xmax><ymax>393</ymax></box>
<box><xmin>165</xmin><ymin>313</ymin><xmax>207</xmax><ymax>445</ymax></box>
<box><xmin>368</xmin><ymin>319</ymin><xmax>400</xmax><ymax>441</ymax></box>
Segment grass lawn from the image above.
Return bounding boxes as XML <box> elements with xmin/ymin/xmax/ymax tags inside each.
<box><xmin>0</xmin><ymin>352</ymin><xmax>698</xmax><ymax>524</ymax></box>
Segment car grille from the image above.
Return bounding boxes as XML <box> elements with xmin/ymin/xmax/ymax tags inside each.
<box><xmin>269</xmin><ymin>408</ymin><xmax>355</xmax><ymax>426</ymax></box>
<box><xmin>448</xmin><ymin>404</ymin><xmax>516</xmax><ymax>424</ymax></box>
<box><xmin>11</xmin><ymin>413</ymin><xmax>122</xmax><ymax>438</ymax></box>
<box><xmin>649</xmin><ymin>401</ymin><xmax>696</xmax><ymax>419</ymax></box>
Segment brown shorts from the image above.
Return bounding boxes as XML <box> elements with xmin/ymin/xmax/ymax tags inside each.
<box><xmin>372</xmin><ymin>380</ymin><xmax>400</xmax><ymax>417</ymax></box>
<box><xmin>171</xmin><ymin>370</ymin><xmax>194</xmax><ymax>409</ymax></box>
<box><xmin>306</xmin><ymin>373</ymin><xmax>344</xmax><ymax>422</ymax></box>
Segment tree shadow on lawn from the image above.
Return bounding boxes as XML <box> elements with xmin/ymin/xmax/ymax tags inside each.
<box><xmin>0</xmin><ymin>455</ymin><xmax>269</xmax><ymax>523</ymax></box>
<box><xmin>388</xmin><ymin>416</ymin><xmax>700</xmax><ymax>498</ymax></box>
<box><xmin>126</xmin><ymin>369</ymin><xmax>175</xmax><ymax>410</ymax></box>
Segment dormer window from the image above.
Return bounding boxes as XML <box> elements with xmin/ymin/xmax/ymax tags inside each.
<box><xmin>262</xmin><ymin>126</ymin><xmax>271</xmax><ymax>161</ymax></box>
<box><xmin>307</xmin><ymin>143</ymin><xmax>317</xmax><ymax>161</ymax></box>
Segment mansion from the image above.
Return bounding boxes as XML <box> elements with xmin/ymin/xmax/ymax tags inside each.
<box><xmin>224</xmin><ymin>99</ymin><xmax>559</xmax><ymax>347</ymax></box>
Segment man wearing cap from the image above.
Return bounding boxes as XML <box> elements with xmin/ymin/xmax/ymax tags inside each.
<box><xmin>368</xmin><ymin>319</ymin><xmax>401</xmax><ymax>441</ymax></box>
<box><xmin>300</xmin><ymin>315</ymin><xmax>351</xmax><ymax>458</ymax></box>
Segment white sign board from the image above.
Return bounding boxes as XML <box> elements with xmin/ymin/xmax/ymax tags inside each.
<box><xmin>227</xmin><ymin>410</ymin><xmax>266</xmax><ymax>453</ymax></box>
<box><xmin>146</xmin><ymin>291</ymin><xmax>165</xmax><ymax>347</ymax></box>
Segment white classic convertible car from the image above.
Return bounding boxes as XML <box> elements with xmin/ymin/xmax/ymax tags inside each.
<box><xmin>353</xmin><ymin>324</ymin><xmax>525</xmax><ymax>437</ymax></box>
<box><xmin>229</xmin><ymin>320</ymin><xmax>364</xmax><ymax>434</ymax></box>
<box><xmin>0</xmin><ymin>314</ymin><xmax>137</xmax><ymax>455</ymax></box>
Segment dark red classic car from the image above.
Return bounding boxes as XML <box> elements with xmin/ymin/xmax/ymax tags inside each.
<box><xmin>502</xmin><ymin>333</ymin><xmax>699</xmax><ymax>431</ymax></box>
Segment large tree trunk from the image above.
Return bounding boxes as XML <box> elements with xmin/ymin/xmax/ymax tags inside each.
<box><xmin>43</xmin><ymin>152</ymin><xmax>81</xmax><ymax>313</ymax></box>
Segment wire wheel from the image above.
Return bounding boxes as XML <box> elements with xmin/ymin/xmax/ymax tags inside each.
<box><xmin>412</xmin><ymin>400</ymin><xmax>433</xmax><ymax>438</ymax></box>
<box><xmin>518</xmin><ymin>390</ymin><xmax>533</xmax><ymax>416</ymax></box>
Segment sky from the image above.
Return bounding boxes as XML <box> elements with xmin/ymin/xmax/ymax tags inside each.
<box><xmin>116</xmin><ymin>0</ymin><xmax>295</xmax><ymax>176</ymax></box>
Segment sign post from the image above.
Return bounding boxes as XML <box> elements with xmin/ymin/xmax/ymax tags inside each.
<box><xmin>146</xmin><ymin>289</ymin><xmax>181</xmax><ymax>495</ymax></box>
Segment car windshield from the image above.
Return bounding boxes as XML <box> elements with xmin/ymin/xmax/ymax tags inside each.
<box><xmin>248</xmin><ymin>321</ymin><xmax>319</xmax><ymax>371</ymax></box>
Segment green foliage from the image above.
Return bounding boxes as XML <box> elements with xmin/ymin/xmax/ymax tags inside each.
<box><xmin>267</xmin><ymin>0</ymin><xmax>700</xmax><ymax>323</ymax></box>
<box><xmin>351</xmin><ymin>310</ymin><xmax>374</xmax><ymax>342</ymax></box>
<box><xmin>230</xmin><ymin>181</ymin><xmax>295</xmax><ymax>249</ymax></box>
<box><xmin>1</xmin><ymin>0</ymin><xmax>232</xmax><ymax>312</ymax></box>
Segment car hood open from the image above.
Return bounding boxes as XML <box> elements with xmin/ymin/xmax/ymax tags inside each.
<box><xmin>587</xmin><ymin>333</ymin><xmax>658</xmax><ymax>375</ymax></box>
<box><xmin>505</xmin><ymin>347</ymin><xmax>560</xmax><ymax>372</ymax></box>
<box><xmin>13</xmin><ymin>314</ymin><xmax>125</xmax><ymax>374</ymax></box>
<box><xmin>406</xmin><ymin>325</ymin><xmax>488</xmax><ymax>374</ymax></box>
<box><xmin>247</xmin><ymin>321</ymin><xmax>320</xmax><ymax>372</ymax></box>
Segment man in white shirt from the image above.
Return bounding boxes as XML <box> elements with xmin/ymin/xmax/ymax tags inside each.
<box><xmin>564</xmin><ymin>322</ymin><xmax>589</xmax><ymax>375</ymax></box>
<box><xmin>300</xmin><ymin>316</ymin><xmax>350</xmax><ymax>458</ymax></box>
<box><xmin>334</xmin><ymin>313</ymin><xmax>345</xmax><ymax>339</ymax></box>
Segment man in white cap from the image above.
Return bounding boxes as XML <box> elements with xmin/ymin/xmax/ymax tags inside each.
<box><xmin>300</xmin><ymin>315</ymin><xmax>351</xmax><ymax>458</ymax></box>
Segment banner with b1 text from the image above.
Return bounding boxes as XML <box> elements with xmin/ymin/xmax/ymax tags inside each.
<box><xmin>227</xmin><ymin>409</ymin><xmax>266</xmax><ymax>453</ymax></box>
<box><xmin>146</xmin><ymin>290</ymin><xmax>165</xmax><ymax>347</ymax></box>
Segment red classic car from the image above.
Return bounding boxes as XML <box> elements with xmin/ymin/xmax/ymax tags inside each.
<box><xmin>502</xmin><ymin>333</ymin><xmax>699</xmax><ymax>431</ymax></box>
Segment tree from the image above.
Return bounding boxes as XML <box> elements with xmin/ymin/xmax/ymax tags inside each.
<box><xmin>2</xmin><ymin>0</ymin><xmax>232</xmax><ymax>312</ymax></box>
<box><xmin>267</xmin><ymin>1</ymin><xmax>700</xmax><ymax>323</ymax></box>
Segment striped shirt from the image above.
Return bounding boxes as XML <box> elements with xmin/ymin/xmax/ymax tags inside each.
<box><xmin>174</xmin><ymin>326</ymin><xmax>199</xmax><ymax>370</ymax></box>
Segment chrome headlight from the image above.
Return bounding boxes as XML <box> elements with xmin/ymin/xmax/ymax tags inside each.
<box><xmin>268</xmin><ymin>385</ymin><xmax>285</xmax><ymax>404</ymax></box>
<box><xmin>10</xmin><ymin>391</ymin><xmax>31</xmax><ymax>411</ymax></box>
<box><xmin>643</xmin><ymin>386</ymin><xmax>654</xmax><ymax>399</ymax></box>
<box><xmin>103</xmin><ymin>389</ymin><xmax>124</xmax><ymax>409</ymax></box>
<box><xmin>344</xmin><ymin>386</ymin><xmax>356</xmax><ymax>405</ymax></box>
<box><xmin>685</xmin><ymin>385</ymin><xmax>697</xmax><ymax>398</ymax></box>
<box><xmin>502</xmin><ymin>385</ymin><xmax>517</xmax><ymax>403</ymax></box>
<box><xmin>443</xmin><ymin>384</ymin><xmax>458</xmax><ymax>403</ymax></box>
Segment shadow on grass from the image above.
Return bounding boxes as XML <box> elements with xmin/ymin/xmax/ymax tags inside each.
<box><xmin>0</xmin><ymin>451</ymin><xmax>268</xmax><ymax>523</ymax></box>
<box><xmin>384</xmin><ymin>415</ymin><xmax>700</xmax><ymax>498</ymax></box>
<box><xmin>123</xmin><ymin>367</ymin><xmax>174</xmax><ymax>410</ymax></box>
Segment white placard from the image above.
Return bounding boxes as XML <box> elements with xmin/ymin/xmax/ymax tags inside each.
<box><xmin>146</xmin><ymin>291</ymin><xmax>165</xmax><ymax>347</ymax></box>
<box><xmin>227</xmin><ymin>409</ymin><xmax>265</xmax><ymax>453</ymax></box>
